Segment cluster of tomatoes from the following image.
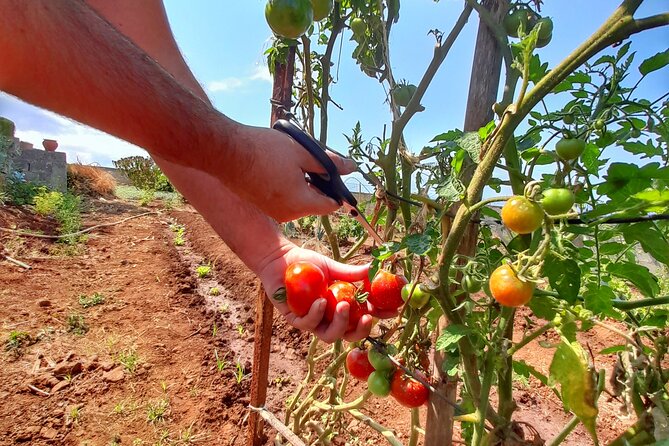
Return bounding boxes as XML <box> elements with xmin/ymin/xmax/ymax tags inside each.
<box><xmin>283</xmin><ymin>262</ymin><xmax>412</xmax><ymax>328</ymax></box>
<box><xmin>265</xmin><ymin>0</ymin><xmax>334</xmax><ymax>39</ymax></box>
<box><xmin>503</xmin><ymin>6</ymin><xmax>553</xmax><ymax>48</ymax></box>
<box><xmin>347</xmin><ymin>346</ymin><xmax>429</xmax><ymax>408</ymax></box>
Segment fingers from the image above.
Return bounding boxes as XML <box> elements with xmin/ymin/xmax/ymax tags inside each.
<box><xmin>284</xmin><ymin>298</ymin><xmax>327</xmax><ymax>331</ymax></box>
<box><xmin>326</xmin><ymin>151</ymin><xmax>357</xmax><ymax>175</ymax></box>
<box><xmin>324</xmin><ymin>260</ymin><xmax>370</xmax><ymax>283</ymax></box>
<box><xmin>343</xmin><ymin>314</ymin><xmax>373</xmax><ymax>342</ymax></box>
<box><xmin>314</xmin><ymin>301</ymin><xmax>350</xmax><ymax>343</ymax></box>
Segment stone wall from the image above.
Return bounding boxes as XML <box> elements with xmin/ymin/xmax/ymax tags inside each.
<box><xmin>12</xmin><ymin>148</ymin><xmax>67</xmax><ymax>192</ymax></box>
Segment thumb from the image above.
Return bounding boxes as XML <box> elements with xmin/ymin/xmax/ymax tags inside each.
<box><xmin>326</xmin><ymin>151</ymin><xmax>357</xmax><ymax>175</ymax></box>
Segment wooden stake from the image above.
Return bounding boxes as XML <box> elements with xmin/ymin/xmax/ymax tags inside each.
<box><xmin>247</xmin><ymin>44</ymin><xmax>296</xmax><ymax>446</ymax></box>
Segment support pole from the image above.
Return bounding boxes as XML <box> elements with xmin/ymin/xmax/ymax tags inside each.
<box><xmin>247</xmin><ymin>44</ymin><xmax>297</xmax><ymax>446</ymax></box>
<box><xmin>425</xmin><ymin>1</ymin><xmax>507</xmax><ymax>444</ymax></box>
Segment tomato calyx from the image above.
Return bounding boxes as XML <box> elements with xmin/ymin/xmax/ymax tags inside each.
<box><xmin>272</xmin><ymin>286</ymin><xmax>287</xmax><ymax>303</ymax></box>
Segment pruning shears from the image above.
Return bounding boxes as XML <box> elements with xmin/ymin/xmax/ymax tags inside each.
<box><xmin>273</xmin><ymin>119</ymin><xmax>384</xmax><ymax>245</ymax></box>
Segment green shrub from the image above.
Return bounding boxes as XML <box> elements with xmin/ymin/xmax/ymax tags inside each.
<box><xmin>334</xmin><ymin>214</ymin><xmax>364</xmax><ymax>240</ymax></box>
<box><xmin>5</xmin><ymin>179</ymin><xmax>41</xmax><ymax>205</ymax></box>
<box><xmin>113</xmin><ymin>156</ymin><xmax>173</xmax><ymax>192</ymax></box>
<box><xmin>32</xmin><ymin>188</ymin><xmax>82</xmax><ymax>244</ymax></box>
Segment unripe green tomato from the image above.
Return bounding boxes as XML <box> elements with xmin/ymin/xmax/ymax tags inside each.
<box><xmin>350</xmin><ymin>17</ymin><xmax>366</xmax><ymax>36</ymax></box>
<box><xmin>541</xmin><ymin>188</ymin><xmax>575</xmax><ymax>215</ymax></box>
<box><xmin>555</xmin><ymin>137</ymin><xmax>586</xmax><ymax>160</ymax></box>
<box><xmin>536</xmin><ymin>33</ymin><xmax>552</xmax><ymax>48</ymax></box>
<box><xmin>562</xmin><ymin>113</ymin><xmax>575</xmax><ymax>125</ymax></box>
<box><xmin>368</xmin><ymin>347</ymin><xmax>395</xmax><ymax>371</ymax></box>
<box><xmin>461</xmin><ymin>275</ymin><xmax>482</xmax><ymax>294</ymax></box>
<box><xmin>536</xmin><ymin>17</ymin><xmax>553</xmax><ymax>39</ymax></box>
<box><xmin>630</xmin><ymin>128</ymin><xmax>641</xmax><ymax>138</ymax></box>
<box><xmin>311</xmin><ymin>0</ymin><xmax>333</xmax><ymax>21</ymax></box>
<box><xmin>265</xmin><ymin>0</ymin><xmax>314</xmax><ymax>39</ymax></box>
<box><xmin>594</xmin><ymin>119</ymin><xmax>606</xmax><ymax>130</ymax></box>
<box><xmin>503</xmin><ymin>8</ymin><xmax>530</xmax><ymax>38</ymax></box>
<box><xmin>367</xmin><ymin>371</ymin><xmax>391</xmax><ymax>396</ymax></box>
<box><xmin>401</xmin><ymin>283</ymin><xmax>431</xmax><ymax>309</ymax></box>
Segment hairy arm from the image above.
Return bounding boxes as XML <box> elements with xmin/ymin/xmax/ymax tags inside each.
<box><xmin>0</xmin><ymin>0</ymin><xmax>353</xmax><ymax>222</ymax></box>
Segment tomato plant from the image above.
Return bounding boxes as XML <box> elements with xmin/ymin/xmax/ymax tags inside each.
<box><xmin>400</xmin><ymin>283</ymin><xmax>430</xmax><ymax>309</ymax></box>
<box><xmin>267</xmin><ymin>1</ymin><xmax>669</xmax><ymax>445</ymax></box>
<box><xmin>284</xmin><ymin>261</ymin><xmax>327</xmax><ymax>316</ymax></box>
<box><xmin>310</xmin><ymin>0</ymin><xmax>333</xmax><ymax>22</ymax></box>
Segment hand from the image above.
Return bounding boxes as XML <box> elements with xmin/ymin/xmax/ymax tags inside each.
<box><xmin>257</xmin><ymin>243</ymin><xmax>373</xmax><ymax>343</ymax></box>
<box><xmin>226</xmin><ymin>125</ymin><xmax>358</xmax><ymax>223</ymax></box>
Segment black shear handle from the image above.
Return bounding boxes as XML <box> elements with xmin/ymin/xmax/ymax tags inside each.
<box><xmin>273</xmin><ymin>119</ymin><xmax>357</xmax><ymax>208</ymax></box>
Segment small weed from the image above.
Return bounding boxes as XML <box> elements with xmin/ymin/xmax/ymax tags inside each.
<box><xmin>68</xmin><ymin>406</ymin><xmax>81</xmax><ymax>423</ymax></box>
<box><xmin>132</xmin><ymin>439</ymin><xmax>144</xmax><ymax>446</ymax></box>
<box><xmin>236</xmin><ymin>324</ymin><xmax>245</xmax><ymax>336</ymax></box>
<box><xmin>112</xmin><ymin>399</ymin><xmax>139</xmax><ymax>416</ymax></box>
<box><xmin>218</xmin><ymin>303</ymin><xmax>229</xmax><ymax>314</ymax></box>
<box><xmin>211</xmin><ymin>322</ymin><xmax>218</xmax><ymax>337</ymax></box>
<box><xmin>118</xmin><ymin>348</ymin><xmax>140</xmax><ymax>373</ymax></box>
<box><xmin>5</xmin><ymin>330</ymin><xmax>30</xmax><ymax>352</ymax></box>
<box><xmin>159</xmin><ymin>380</ymin><xmax>170</xmax><ymax>393</ymax></box>
<box><xmin>78</xmin><ymin>292</ymin><xmax>105</xmax><ymax>308</ymax></box>
<box><xmin>234</xmin><ymin>360</ymin><xmax>249</xmax><ymax>385</ymax></box>
<box><xmin>146</xmin><ymin>397</ymin><xmax>170</xmax><ymax>423</ymax></box>
<box><xmin>209</xmin><ymin>287</ymin><xmax>220</xmax><ymax>296</ymax></box>
<box><xmin>512</xmin><ymin>370</ymin><xmax>530</xmax><ymax>388</ymax></box>
<box><xmin>171</xmin><ymin>223</ymin><xmax>186</xmax><ymax>246</ymax></box>
<box><xmin>196</xmin><ymin>264</ymin><xmax>211</xmax><ymax>278</ymax></box>
<box><xmin>139</xmin><ymin>188</ymin><xmax>155</xmax><ymax>206</ymax></box>
<box><xmin>175</xmin><ymin>423</ymin><xmax>208</xmax><ymax>444</ymax></box>
<box><xmin>214</xmin><ymin>349</ymin><xmax>228</xmax><ymax>373</ymax></box>
<box><xmin>67</xmin><ymin>313</ymin><xmax>89</xmax><ymax>335</ymax></box>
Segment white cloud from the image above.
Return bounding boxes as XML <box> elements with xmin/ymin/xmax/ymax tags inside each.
<box><xmin>207</xmin><ymin>77</ymin><xmax>245</xmax><ymax>92</ymax></box>
<box><xmin>206</xmin><ymin>65</ymin><xmax>272</xmax><ymax>93</ymax></box>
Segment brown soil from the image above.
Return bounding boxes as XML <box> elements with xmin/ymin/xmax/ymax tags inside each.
<box><xmin>0</xmin><ymin>199</ymin><xmax>631</xmax><ymax>445</ymax></box>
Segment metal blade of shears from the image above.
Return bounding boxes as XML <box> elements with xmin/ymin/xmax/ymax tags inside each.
<box><xmin>342</xmin><ymin>202</ymin><xmax>384</xmax><ymax>245</ymax></box>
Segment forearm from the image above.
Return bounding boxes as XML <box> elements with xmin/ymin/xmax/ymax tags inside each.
<box><xmin>154</xmin><ymin>155</ymin><xmax>291</xmax><ymax>275</ymax></box>
<box><xmin>0</xmin><ymin>1</ymin><xmax>236</xmax><ymax>173</ymax></box>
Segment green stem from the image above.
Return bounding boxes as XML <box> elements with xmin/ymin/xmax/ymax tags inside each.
<box><xmin>320</xmin><ymin>215</ymin><xmax>341</xmax><ymax>261</ymax></box>
<box><xmin>408</xmin><ymin>408</ymin><xmax>420</xmax><ymax>446</ymax></box>
<box><xmin>534</xmin><ymin>289</ymin><xmax>669</xmax><ymax>310</ymax></box>
<box><xmin>341</xmin><ymin>233</ymin><xmax>369</xmax><ymax>261</ymax></box>
<box><xmin>508</xmin><ymin>321</ymin><xmax>556</xmax><ymax>356</ymax></box>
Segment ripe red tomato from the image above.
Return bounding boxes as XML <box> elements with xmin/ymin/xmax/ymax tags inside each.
<box><xmin>346</xmin><ymin>348</ymin><xmax>375</xmax><ymax>380</ymax></box>
<box><xmin>489</xmin><ymin>264</ymin><xmax>535</xmax><ymax>307</ymax></box>
<box><xmin>284</xmin><ymin>262</ymin><xmax>327</xmax><ymax>317</ymax></box>
<box><xmin>265</xmin><ymin>0</ymin><xmax>314</xmax><ymax>39</ymax></box>
<box><xmin>368</xmin><ymin>270</ymin><xmax>408</xmax><ymax>311</ymax></box>
<box><xmin>555</xmin><ymin>137</ymin><xmax>586</xmax><ymax>160</ymax></box>
<box><xmin>390</xmin><ymin>371</ymin><xmax>429</xmax><ymax>408</ymax></box>
<box><xmin>323</xmin><ymin>281</ymin><xmax>367</xmax><ymax>331</ymax></box>
<box><xmin>367</xmin><ymin>371</ymin><xmax>391</xmax><ymax>397</ymax></box>
<box><xmin>541</xmin><ymin>188</ymin><xmax>575</xmax><ymax>215</ymax></box>
<box><xmin>501</xmin><ymin>196</ymin><xmax>544</xmax><ymax>234</ymax></box>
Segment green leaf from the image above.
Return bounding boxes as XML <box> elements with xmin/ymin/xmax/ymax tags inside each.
<box><xmin>442</xmin><ymin>355</ymin><xmax>460</xmax><ymax>377</ymax></box>
<box><xmin>599</xmin><ymin>242</ymin><xmax>627</xmax><ymax>256</ymax></box>
<box><xmin>404</xmin><ymin>233</ymin><xmax>432</xmax><ymax>256</ymax></box>
<box><xmin>544</xmin><ymin>255</ymin><xmax>581</xmax><ymax>304</ymax></box>
<box><xmin>607</xmin><ymin>262</ymin><xmax>659</xmax><ymax>298</ymax></box>
<box><xmin>639</xmin><ymin>49</ymin><xmax>669</xmax><ymax>76</ymax></box>
<box><xmin>528</xmin><ymin>295</ymin><xmax>560</xmax><ymax>320</ymax></box>
<box><xmin>622</xmin><ymin>223</ymin><xmax>669</xmax><ymax>267</ymax></box>
<box><xmin>436</xmin><ymin>325</ymin><xmax>473</xmax><ymax>352</ymax></box>
<box><xmin>431</xmin><ymin>129</ymin><xmax>463</xmax><ymax>142</ymax></box>
<box><xmin>458</xmin><ymin>132</ymin><xmax>483</xmax><ymax>160</ymax></box>
<box><xmin>437</xmin><ymin>176</ymin><xmax>465</xmax><ymax>202</ymax></box>
<box><xmin>600</xmin><ymin>345</ymin><xmax>627</xmax><ymax>355</ymax></box>
<box><xmin>513</xmin><ymin>360</ymin><xmax>557</xmax><ymax>395</ymax></box>
<box><xmin>583</xmin><ymin>285</ymin><xmax>616</xmax><ymax>317</ymax></box>
<box><xmin>549</xmin><ymin>340</ymin><xmax>599</xmax><ymax>441</ymax></box>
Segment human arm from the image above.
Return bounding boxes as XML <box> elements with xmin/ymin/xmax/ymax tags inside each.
<box><xmin>0</xmin><ymin>0</ymin><xmax>353</xmax><ymax>222</ymax></box>
<box><xmin>154</xmin><ymin>155</ymin><xmax>373</xmax><ymax>343</ymax></box>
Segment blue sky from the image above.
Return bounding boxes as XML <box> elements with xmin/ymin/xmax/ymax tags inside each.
<box><xmin>1</xmin><ymin>0</ymin><xmax>667</xmax><ymax>190</ymax></box>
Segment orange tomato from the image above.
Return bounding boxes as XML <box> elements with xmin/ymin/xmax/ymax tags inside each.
<box><xmin>489</xmin><ymin>264</ymin><xmax>535</xmax><ymax>307</ymax></box>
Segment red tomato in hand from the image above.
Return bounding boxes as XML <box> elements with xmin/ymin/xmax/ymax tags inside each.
<box><xmin>390</xmin><ymin>371</ymin><xmax>429</xmax><ymax>408</ymax></box>
<box><xmin>323</xmin><ymin>281</ymin><xmax>367</xmax><ymax>331</ymax></box>
<box><xmin>489</xmin><ymin>264</ymin><xmax>535</xmax><ymax>307</ymax></box>
<box><xmin>368</xmin><ymin>270</ymin><xmax>407</xmax><ymax>311</ymax></box>
<box><xmin>284</xmin><ymin>262</ymin><xmax>327</xmax><ymax>317</ymax></box>
<box><xmin>346</xmin><ymin>348</ymin><xmax>375</xmax><ymax>380</ymax></box>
